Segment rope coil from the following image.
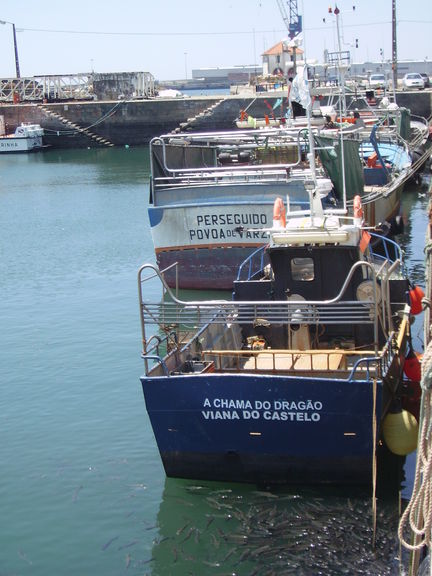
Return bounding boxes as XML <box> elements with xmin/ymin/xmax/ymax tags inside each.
<box><xmin>398</xmin><ymin>343</ymin><xmax>432</xmax><ymax>553</ymax></box>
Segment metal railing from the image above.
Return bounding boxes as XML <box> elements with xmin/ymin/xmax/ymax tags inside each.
<box><xmin>138</xmin><ymin>260</ymin><xmax>388</xmax><ymax>355</ymax></box>
<box><xmin>0</xmin><ymin>71</ymin><xmax>156</xmax><ymax>102</ymax></box>
<box><xmin>150</xmin><ymin>128</ymin><xmax>308</xmax><ymax>187</ymax></box>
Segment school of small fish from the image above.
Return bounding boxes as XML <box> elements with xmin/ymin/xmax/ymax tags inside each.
<box><xmin>101</xmin><ymin>482</ymin><xmax>408</xmax><ymax>575</ymax></box>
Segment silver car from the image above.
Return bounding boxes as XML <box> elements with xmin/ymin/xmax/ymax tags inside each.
<box><xmin>402</xmin><ymin>73</ymin><xmax>425</xmax><ymax>90</ymax></box>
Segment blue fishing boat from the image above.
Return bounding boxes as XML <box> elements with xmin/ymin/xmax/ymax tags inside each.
<box><xmin>138</xmin><ymin>186</ymin><xmax>416</xmax><ymax>485</ymax></box>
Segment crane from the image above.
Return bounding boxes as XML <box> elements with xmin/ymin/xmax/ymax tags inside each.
<box><xmin>276</xmin><ymin>0</ymin><xmax>302</xmax><ymax>39</ymax></box>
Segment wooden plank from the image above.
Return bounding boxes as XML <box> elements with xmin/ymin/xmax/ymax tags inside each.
<box><xmin>243</xmin><ymin>352</ymin><xmax>346</xmax><ymax>371</ymax></box>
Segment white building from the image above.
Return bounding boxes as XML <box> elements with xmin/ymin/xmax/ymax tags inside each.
<box><xmin>261</xmin><ymin>41</ymin><xmax>304</xmax><ymax>78</ymax></box>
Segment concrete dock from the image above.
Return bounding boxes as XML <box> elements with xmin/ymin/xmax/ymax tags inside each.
<box><xmin>0</xmin><ymin>90</ymin><xmax>431</xmax><ymax>149</ymax></box>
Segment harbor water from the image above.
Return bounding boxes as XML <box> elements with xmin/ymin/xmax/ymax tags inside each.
<box><xmin>0</xmin><ymin>147</ymin><xmax>429</xmax><ymax>575</ymax></box>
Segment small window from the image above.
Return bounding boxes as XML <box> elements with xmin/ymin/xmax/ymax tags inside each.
<box><xmin>291</xmin><ymin>257</ymin><xmax>314</xmax><ymax>281</ymax></box>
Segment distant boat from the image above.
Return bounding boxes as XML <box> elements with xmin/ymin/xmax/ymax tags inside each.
<box><xmin>138</xmin><ymin>192</ymin><xmax>416</xmax><ymax>485</ymax></box>
<box><xmin>148</xmin><ymin>127</ymin><xmax>324</xmax><ymax>289</ymax></box>
<box><xmin>0</xmin><ymin>122</ymin><xmax>45</xmax><ymax>153</ymax></box>
<box><xmin>156</xmin><ymin>89</ymin><xmax>189</xmax><ymax>99</ymax></box>
<box><xmin>147</xmin><ymin>121</ymin><xmax>413</xmax><ymax>289</ymax></box>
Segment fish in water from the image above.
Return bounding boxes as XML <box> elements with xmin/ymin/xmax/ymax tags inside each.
<box><xmin>125</xmin><ymin>553</ymin><xmax>131</xmax><ymax>570</ymax></box>
<box><xmin>117</xmin><ymin>540</ymin><xmax>138</xmax><ymax>551</ymax></box>
<box><xmin>176</xmin><ymin>521</ymin><xmax>190</xmax><ymax>536</ymax></box>
<box><xmin>72</xmin><ymin>485</ymin><xmax>83</xmax><ymax>502</ymax></box>
<box><xmin>101</xmin><ymin>535</ymin><xmax>119</xmax><ymax>551</ymax></box>
<box><xmin>18</xmin><ymin>549</ymin><xmax>32</xmax><ymax>565</ymax></box>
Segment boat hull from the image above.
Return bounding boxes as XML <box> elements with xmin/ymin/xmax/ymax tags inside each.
<box><xmin>156</xmin><ymin>245</ymin><xmax>261</xmax><ymax>290</ymax></box>
<box><xmin>149</xmin><ymin>197</ymin><xmax>284</xmax><ymax>289</ymax></box>
<box><xmin>141</xmin><ymin>372</ymin><xmax>382</xmax><ymax>485</ymax></box>
<box><xmin>149</xmin><ymin>181</ymin><xmax>404</xmax><ymax>289</ymax></box>
<box><xmin>0</xmin><ymin>136</ymin><xmax>43</xmax><ymax>152</ymax></box>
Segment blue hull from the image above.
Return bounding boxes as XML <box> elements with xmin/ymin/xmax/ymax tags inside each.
<box><xmin>141</xmin><ymin>373</ymin><xmax>383</xmax><ymax>485</ymax></box>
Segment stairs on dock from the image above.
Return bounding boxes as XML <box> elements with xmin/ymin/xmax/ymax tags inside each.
<box><xmin>36</xmin><ymin>104</ymin><xmax>115</xmax><ymax>147</ymax></box>
<box><xmin>172</xmin><ymin>98</ymin><xmax>228</xmax><ymax>133</ymax></box>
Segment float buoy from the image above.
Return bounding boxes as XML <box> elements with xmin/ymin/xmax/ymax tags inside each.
<box><xmin>403</xmin><ymin>350</ymin><xmax>422</xmax><ymax>382</ymax></box>
<box><xmin>402</xmin><ymin>379</ymin><xmax>422</xmax><ymax>421</ymax></box>
<box><xmin>353</xmin><ymin>195</ymin><xmax>363</xmax><ymax>224</ymax></box>
<box><xmin>409</xmin><ymin>285</ymin><xmax>425</xmax><ymax>315</ymax></box>
<box><xmin>382</xmin><ymin>410</ymin><xmax>418</xmax><ymax>456</ymax></box>
<box><xmin>273</xmin><ymin>197</ymin><xmax>286</xmax><ymax>229</ymax></box>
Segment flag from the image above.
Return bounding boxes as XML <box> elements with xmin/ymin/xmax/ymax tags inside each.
<box><xmin>359</xmin><ymin>230</ymin><xmax>371</xmax><ymax>253</ymax></box>
<box><xmin>289</xmin><ymin>65</ymin><xmax>311</xmax><ymax>111</ymax></box>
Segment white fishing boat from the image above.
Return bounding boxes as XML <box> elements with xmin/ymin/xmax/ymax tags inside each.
<box><xmin>0</xmin><ymin>119</ymin><xmax>45</xmax><ymax>153</ymax></box>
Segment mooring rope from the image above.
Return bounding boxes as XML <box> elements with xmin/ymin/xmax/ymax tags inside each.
<box><xmin>398</xmin><ymin>342</ymin><xmax>432</xmax><ymax>553</ymax></box>
<box><xmin>372</xmin><ymin>377</ymin><xmax>378</xmax><ymax>550</ymax></box>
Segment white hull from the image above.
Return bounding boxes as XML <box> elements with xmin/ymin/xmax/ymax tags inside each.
<box><xmin>150</xmin><ymin>203</ymin><xmax>273</xmax><ymax>251</ymax></box>
<box><xmin>0</xmin><ymin>135</ymin><xmax>43</xmax><ymax>153</ymax></box>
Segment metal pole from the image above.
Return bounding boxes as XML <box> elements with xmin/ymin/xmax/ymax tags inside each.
<box><xmin>391</xmin><ymin>0</ymin><xmax>397</xmax><ymax>94</ymax></box>
<box><xmin>12</xmin><ymin>23</ymin><xmax>20</xmax><ymax>78</ymax></box>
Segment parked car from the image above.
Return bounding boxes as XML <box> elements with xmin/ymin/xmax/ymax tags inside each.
<box><xmin>420</xmin><ymin>73</ymin><xmax>430</xmax><ymax>88</ymax></box>
<box><xmin>368</xmin><ymin>74</ymin><xmax>389</xmax><ymax>89</ymax></box>
<box><xmin>402</xmin><ymin>73</ymin><xmax>425</xmax><ymax>90</ymax></box>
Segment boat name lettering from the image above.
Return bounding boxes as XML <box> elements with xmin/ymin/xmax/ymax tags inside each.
<box><xmin>202</xmin><ymin>398</ymin><xmax>322</xmax><ymax>422</ymax></box>
<box><xmin>262</xmin><ymin>411</ymin><xmax>321</xmax><ymax>422</ymax></box>
<box><xmin>204</xmin><ymin>398</ymin><xmax>322</xmax><ymax>411</ymax></box>
<box><xmin>196</xmin><ymin>214</ymin><xmax>268</xmax><ymax>227</ymax></box>
<box><xmin>189</xmin><ymin>228</ymin><xmax>268</xmax><ymax>241</ymax></box>
<box><xmin>201</xmin><ymin>410</ymin><xmax>321</xmax><ymax>422</ymax></box>
<box><xmin>211</xmin><ymin>398</ymin><xmax>254</xmax><ymax>409</ymax></box>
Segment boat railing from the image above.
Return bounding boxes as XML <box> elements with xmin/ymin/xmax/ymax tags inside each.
<box><xmin>151</xmin><ymin>167</ymin><xmax>305</xmax><ymax>189</ymax></box>
<box><xmin>369</xmin><ymin>232</ymin><xmax>404</xmax><ymax>266</ymax></box>
<box><xmin>235</xmin><ymin>245</ymin><xmax>269</xmax><ymax>281</ymax></box>
<box><xmin>408</xmin><ymin>113</ymin><xmax>430</xmax><ymax>148</ymax></box>
<box><xmin>150</xmin><ymin>129</ymin><xmax>309</xmax><ymax>184</ymax></box>
<box><xmin>138</xmin><ymin>260</ymin><xmax>390</xmax><ymax>356</ymax></box>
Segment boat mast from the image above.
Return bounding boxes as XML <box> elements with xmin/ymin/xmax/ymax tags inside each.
<box><xmin>333</xmin><ymin>6</ymin><xmax>347</xmax><ymax>213</ymax></box>
<box><xmin>391</xmin><ymin>0</ymin><xmax>398</xmax><ymax>100</ymax></box>
<box><xmin>334</xmin><ymin>6</ymin><xmax>347</xmax><ymax>117</ymax></box>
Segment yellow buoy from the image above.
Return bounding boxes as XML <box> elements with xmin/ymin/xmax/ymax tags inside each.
<box><xmin>382</xmin><ymin>410</ymin><xmax>419</xmax><ymax>456</ymax></box>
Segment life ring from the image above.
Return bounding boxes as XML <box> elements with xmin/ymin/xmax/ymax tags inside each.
<box><xmin>273</xmin><ymin>197</ymin><xmax>286</xmax><ymax>229</ymax></box>
<box><xmin>353</xmin><ymin>195</ymin><xmax>363</xmax><ymax>222</ymax></box>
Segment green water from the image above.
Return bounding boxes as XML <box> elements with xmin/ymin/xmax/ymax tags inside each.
<box><xmin>0</xmin><ymin>147</ymin><xmax>428</xmax><ymax>575</ymax></box>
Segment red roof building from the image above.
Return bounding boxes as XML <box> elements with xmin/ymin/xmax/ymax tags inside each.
<box><xmin>262</xmin><ymin>41</ymin><xmax>304</xmax><ymax>77</ymax></box>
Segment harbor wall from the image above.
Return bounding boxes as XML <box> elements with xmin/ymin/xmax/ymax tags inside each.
<box><xmin>0</xmin><ymin>91</ymin><xmax>430</xmax><ymax>149</ymax></box>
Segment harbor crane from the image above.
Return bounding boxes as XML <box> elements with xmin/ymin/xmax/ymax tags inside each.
<box><xmin>276</xmin><ymin>0</ymin><xmax>302</xmax><ymax>39</ymax></box>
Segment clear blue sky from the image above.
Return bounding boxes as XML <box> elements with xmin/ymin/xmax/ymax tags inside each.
<box><xmin>0</xmin><ymin>0</ymin><xmax>430</xmax><ymax>80</ymax></box>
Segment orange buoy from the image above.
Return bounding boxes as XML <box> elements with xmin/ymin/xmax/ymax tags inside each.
<box><xmin>409</xmin><ymin>285</ymin><xmax>425</xmax><ymax>315</ymax></box>
<box><xmin>403</xmin><ymin>350</ymin><xmax>422</xmax><ymax>382</ymax></box>
<box><xmin>353</xmin><ymin>195</ymin><xmax>363</xmax><ymax>223</ymax></box>
<box><xmin>367</xmin><ymin>152</ymin><xmax>378</xmax><ymax>167</ymax></box>
<box><xmin>273</xmin><ymin>197</ymin><xmax>286</xmax><ymax>229</ymax></box>
<box><xmin>402</xmin><ymin>379</ymin><xmax>422</xmax><ymax>421</ymax></box>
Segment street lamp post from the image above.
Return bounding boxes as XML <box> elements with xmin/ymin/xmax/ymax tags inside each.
<box><xmin>0</xmin><ymin>20</ymin><xmax>21</xmax><ymax>78</ymax></box>
<box><xmin>184</xmin><ymin>52</ymin><xmax>188</xmax><ymax>80</ymax></box>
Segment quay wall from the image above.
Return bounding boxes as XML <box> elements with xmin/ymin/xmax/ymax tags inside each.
<box><xmin>0</xmin><ymin>97</ymin><xmax>223</xmax><ymax>148</ymax></box>
<box><xmin>0</xmin><ymin>91</ymin><xmax>430</xmax><ymax>149</ymax></box>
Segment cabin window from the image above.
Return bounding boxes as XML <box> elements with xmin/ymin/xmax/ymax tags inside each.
<box><xmin>291</xmin><ymin>257</ymin><xmax>314</xmax><ymax>281</ymax></box>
